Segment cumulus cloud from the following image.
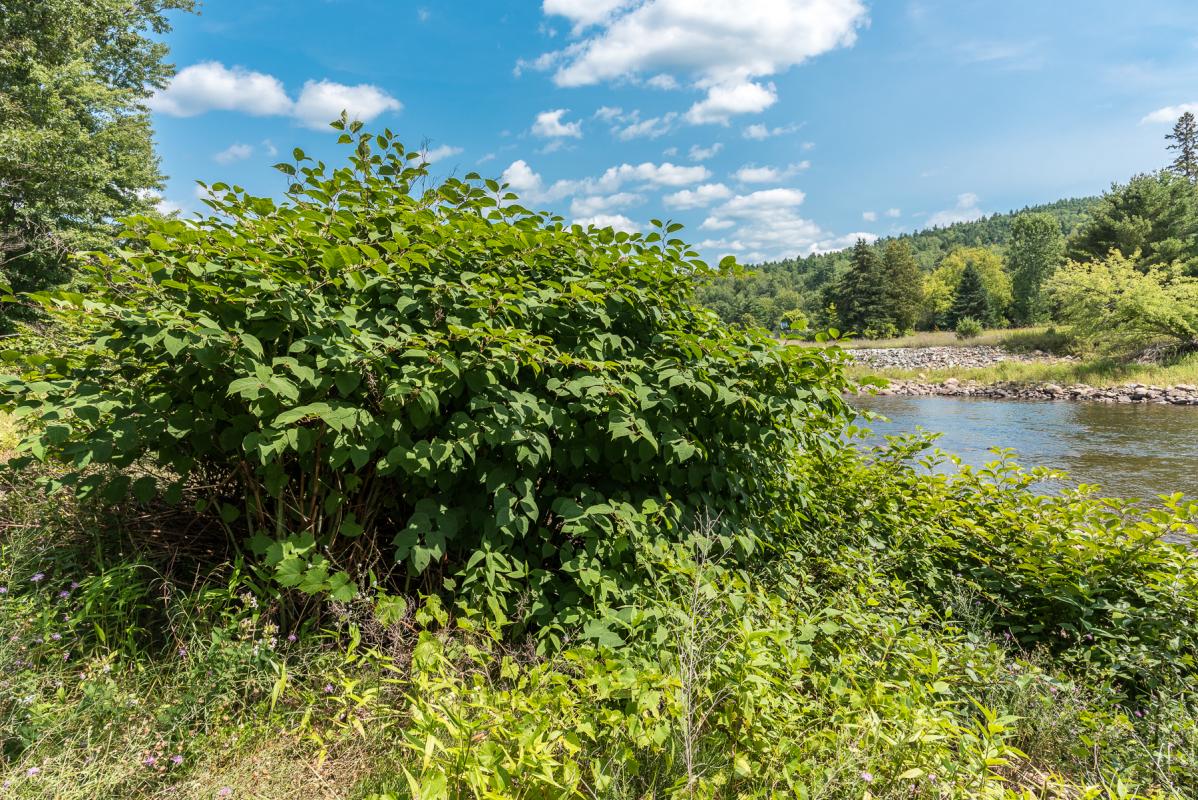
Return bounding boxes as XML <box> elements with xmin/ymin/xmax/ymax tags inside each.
<box><xmin>150</xmin><ymin>61</ymin><xmax>401</xmax><ymax>130</ymax></box>
<box><xmin>1141</xmin><ymin>103</ymin><xmax>1198</xmax><ymax>124</ymax></box>
<box><xmin>662</xmin><ymin>182</ymin><xmax>733</xmax><ymax>209</ymax></box>
<box><xmin>927</xmin><ymin>192</ymin><xmax>985</xmax><ymax>227</ymax></box>
<box><xmin>570</xmin><ymin>191</ymin><xmax>644</xmax><ymax>216</ymax></box>
<box><xmin>575</xmin><ymin>213</ymin><xmax>640</xmax><ymax>232</ymax></box>
<box><xmin>502</xmin><ymin>160</ymin><xmax>544</xmax><ymax>195</ymax></box>
<box><xmin>421</xmin><ymin>144</ymin><xmax>464</xmax><ymax>163</ymax></box>
<box><xmin>213</xmin><ymin>143</ymin><xmax>253</xmax><ymax>164</ymax></box>
<box><xmin>614</xmin><ymin>112</ymin><xmax>677</xmax><ymax>140</ymax></box>
<box><xmin>688</xmin><ymin>143</ymin><xmax>723</xmax><ymax>161</ymax></box>
<box><xmin>885</xmin><ymin>207</ymin><xmax>901</xmax><ymax>217</ymax></box>
<box><xmin>534</xmin><ymin>0</ymin><xmax>867</xmax><ymax>124</ymax></box>
<box><xmin>501</xmin><ymin>158</ymin><xmax>709</xmax><ymax>206</ymax></box>
<box><xmin>686</xmin><ymin>80</ymin><xmax>777</xmax><ymax>124</ymax></box>
<box><xmin>742</xmin><ymin>122</ymin><xmax>802</xmax><ymax>140</ymax></box>
<box><xmin>696</xmin><ymin>186</ymin><xmax>869</xmax><ymax>261</ymax></box>
<box><xmin>150</xmin><ymin>62</ymin><xmax>292</xmax><ymax>117</ymax></box>
<box><xmin>292</xmin><ymin>80</ymin><xmax>402</xmax><ymax>129</ymax></box>
<box><xmin>594</xmin><ymin>105</ymin><xmax>625</xmax><ymax>121</ymax></box>
<box><xmin>532</xmin><ymin>108</ymin><xmax>583</xmax><ymax>138</ymax></box>
<box><xmin>733</xmin><ymin>162</ymin><xmax>809</xmax><ymax>183</ymax></box>
<box><xmin>862</xmin><ymin>210</ymin><xmax>877</xmax><ymax>222</ymax></box>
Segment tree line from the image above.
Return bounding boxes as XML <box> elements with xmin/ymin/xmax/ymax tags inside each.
<box><xmin>701</xmin><ymin>114</ymin><xmax>1198</xmax><ymax>345</ymax></box>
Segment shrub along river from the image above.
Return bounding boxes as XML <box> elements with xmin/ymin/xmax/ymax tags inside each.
<box><xmin>852</xmin><ymin>394</ymin><xmax>1198</xmax><ymax>499</ymax></box>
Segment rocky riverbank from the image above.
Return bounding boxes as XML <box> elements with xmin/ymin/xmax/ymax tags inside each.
<box><xmin>862</xmin><ymin>378</ymin><xmax>1198</xmax><ymax>405</ymax></box>
<box><xmin>849</xmin><ymin>345</ymin><xmax>1075</xmax><ymax>370</ymax></box>
<box><xmin>848</xmin><ymin>345</ymin><xmax>1198</xmax><ymax>405</ymax></box>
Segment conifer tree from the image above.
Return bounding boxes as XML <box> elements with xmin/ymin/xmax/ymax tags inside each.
<box><xmin>881</xmin><ymin>239</ymin><xmax>923</xmax><ymax>332</ymax></box>
<box><xmin>949</xmin><ymin>262</ymin><xmax>991</xmax><ymax>326</ymax></box>
<box><xmin>831</xmin><ymin>239</ymin><xmax>890</xmax><ymax>335</ymax></box>
<box><xmin>1167</xmin><ymin>112</ymin><xmax>1198</xmax><ymax>182</ymax></box>
<box><xmin>1009</xmin><ymin>212</ymin><xmax>1065</xmax><ymax>324</ymax></box>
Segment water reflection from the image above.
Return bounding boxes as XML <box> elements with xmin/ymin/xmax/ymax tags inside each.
<box><xmin>852</xmin><ymin>394</ymin><xmax>1198</xmax><ymax>498</ymax></box>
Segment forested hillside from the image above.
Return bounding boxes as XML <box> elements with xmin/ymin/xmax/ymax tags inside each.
<box><xmin>700</xmin><ymin>196</ymin><xmax>1098</xmax><ymax>331</ymax></box>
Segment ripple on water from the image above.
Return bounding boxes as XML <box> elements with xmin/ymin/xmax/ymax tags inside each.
<box><xmin>852</xmin><ymin>394</ymin><xmax>1198</xmax><ymax>499</ymax></box>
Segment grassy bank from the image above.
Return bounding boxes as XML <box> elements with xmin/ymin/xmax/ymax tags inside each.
<box><xmin>804</xmin><ymin>327</ymin><xmax>1060</xmax><ymax>351</ymax></box>
<box><xmin>5</xmin><ymin>442</ymin><xmax>1198</xmax><ymax>798</ymax></box>
<box><xmin>849</xmin><ymin>351</ymin><xmax>1198</xmax><ymax>388</ymax></box>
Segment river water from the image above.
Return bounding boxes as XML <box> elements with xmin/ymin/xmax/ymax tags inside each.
<box><xmin>851</xmin><ymin>394</ymin><xmax>1198</xmax><ymax>499</ymax></box>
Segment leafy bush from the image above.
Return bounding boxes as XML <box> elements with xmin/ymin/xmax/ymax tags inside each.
<box><xmin>0</xmin><ymin>122</ymin><xmax>849</xmax><ymax>640</ymax></box>
<box><xmin>1048</xmin><ymin>250</ymin><xmax>1198</xmax><ymax>355</ymax></box>
<box><xmin>955</xmin><ymin>316</ymin><xmax>984</xmax><ymax>339</ymax></box>
<box><xmin>813</xmin><ymin>435</ymin><xmax>1198</xmax><ymax>697</ymax></box>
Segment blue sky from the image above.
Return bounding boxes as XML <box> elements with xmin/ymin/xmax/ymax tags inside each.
<box><xmin>150</xmin><ymin>0</ymin><xmax>1198</xmax><ymax>262</ymax></box>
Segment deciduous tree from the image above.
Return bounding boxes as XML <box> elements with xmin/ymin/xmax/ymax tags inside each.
<box><xmin>1008</xmin><ymin>212</ymin><xmax>1065</xmax><ymax>324</ymax></box>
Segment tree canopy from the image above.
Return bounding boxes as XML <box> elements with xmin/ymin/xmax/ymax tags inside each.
<box><xmin>0</xmin><ymin>0</ymin><xmax>194</xmax><ymax>307</ymax></box>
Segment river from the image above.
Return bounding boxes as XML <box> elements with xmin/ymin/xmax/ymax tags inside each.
<box><xmin>851</xmin><ymin>394</ymin><xmax>1198</xmax><ymax>499</ymax></box>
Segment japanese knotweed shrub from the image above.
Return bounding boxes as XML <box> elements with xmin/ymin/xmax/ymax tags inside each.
<box><xmin>0</xmin><ymin>122</ymin><xmax>850</xmax><ymax>638</ymax></box>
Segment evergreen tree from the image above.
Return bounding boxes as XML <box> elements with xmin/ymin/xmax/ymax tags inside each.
<box><xmin>881</xmin><ymin>239</ymin><xmax>922</xmax><ymax>332</ymax></box>
<box><xmin>1067</xmin><ymin>172</ymin><xmax>1198</xmax><ymax>275</ymax></box>
<box><xmin>1008</xmin><ymin>212</ymin><xmax>1065</xmax><ymax>324</ymax></box>
<box><xmin>831</xmin><ymin>239</ymin><xmax>889</xmax><ymax>335</ymax></box>
<box><xmin>1167</xmin><ymin>112</ymin><xmax>1198</xmax><ymax>182</ymax></box>
<box><xmin>0</xmin><ymin>0</ymin><xmax>196</xmax><ymax>311</ymax></box>
<box><xmin>948</xmin><ymin>262</ymin><xmax>991</xmax><ymax>326</ymax></box>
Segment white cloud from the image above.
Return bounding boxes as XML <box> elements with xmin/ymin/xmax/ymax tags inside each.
<box><xmin>697</xmin><ymin>186</ymin><xmax>864</xmax><ymax>261</ymax></box>
<box><xmin>571</xmin><ymin>192</ymin><xmax>643</xmax><ymax>216</ymax></box>
<box><xmin>686</xmin><ymin>80</ymin><xmax>777</xmax><ymax>124</ymax></box>
<box><xmin>534</xmin><ymin>1</ymin><xmax>864</xmax><ymax>128</ymax></box>
<box><xmin>149</xmin><ymin>61</ymin><xmax>292</xmax><ymax>117</ymax></box>
<box><xmin>927</xmin><ymin>192</ymin><xmax>984</xmax><ymax>227</ymax></box>
<box><xmin>663</xmin><ymin>182</ymin><xmax>732</xmax><ymax>209</ymax></box>
<box><xmin>532</xmin><ymin>108</ymin><xmax>583</xmax><ymax>138</ymax></box>
<box><xmin>292</xmin><ymin>80</ymin><xmax>402</xmax><ymax>130</ymax></box>
<box><xmin>688</xmin><ymin>142</ymin><xmax>723</xmax><ymax>161</ymax></box>
<box><xmin>539</xmin><ymin>0</ymin><xmax>868</xmax><ymax>91</ymax></box>
<box><xmin>885</xmin><ymin>207</ymin><xmax>901</xmax><ymax>218</ymax></box>
<box><xmin>594</xmin><ymin>105</ymin><xmax>625</xmax><ymax>121</ymax></box>
<box><xmin>502</xmin><ymin>160</ymin><xmax>544</xmax><ymax>195</ymax></box>
<box><xmin>575</xmin><ymin>213</ymin><xmax>640</xmax><ymax>232</ymax></box>
<box><xmin>662</xmin><ymin>146</ymin><xmax>678</xmax><ymax>156</ymax></box>
<box><xmin>1141</xmin><ymin>103</ymin><xmax>1198</xmax><ymax>124</ymax></box>
<box><xmin>153</xmin><ymin>196</ymin><xmax>185</xmax><ymax>216</ymax></box>
<box><xmin>733</xmin><ymin>162</ymin><xmax>809</xmax><ymax>183</ymax></box>
<box><xmin>422</xmin><ymin>144</ymin><xmax>464</xmax><ymax>163</ymax></box>
<box><xmin>477</xmin><ymin>153</ymin><xmax>497</xmax><ymax>164</ymax></box>
<box><xmin>615</xmin><ymin>112</ymin><xmax>677</xmax><ymax>140</ymax></box>
<box><xmin>862</xmin><ymin>210</ymin><xmax>877</xmax><ymax>222</ymax></box>
<box><xmin>645</xmin><ymin>73</ymin><xmax>680</xmax><ymax>90</ymax></box>
<box><xmin>152</xmin><ymin>62</ymin><xmax>402</xmax><ymax>131</ymax></box>
<box><xmin>602</xmin><ymin>161</ymin><xmax>710</xmax><ymax>187</ymax></box>
<box><xmin>742</xmin><ymin>122</ymin><xmax>801</xmax><ymax>139</ymax></box>
<box><xmin>544</xmin><ymin>0</ymin><xmax>636</xmax><ymax>32</ymax></box>
<box><xmin>213</xmin><ymin>143</ymin><xmax>253</xmax><ymax>164</ymax></box>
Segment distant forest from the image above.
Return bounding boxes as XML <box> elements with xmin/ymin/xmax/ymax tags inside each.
<box><xmin>699</xmin><ymin>196</ymin><xmax>1098</xmax><ymax>333</ymax></box>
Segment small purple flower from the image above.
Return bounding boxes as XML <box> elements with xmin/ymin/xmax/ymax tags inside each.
<box><xmin>323</xmin><ymin>683</ymin><xmax>335</xmax><ymax>694</ymax></box>
<box><xmin>177</xmin><ymin>646</ymin><xmax>188</xmax><ymax>658</ymax></box>
<box><xmin>0</xmin><ymin>586</ymin><xmax>8</xmax><ymax>594</ymax></box>
<box><xmin>218</xmin><ymin>788</ymin><xmax>233</xmax><ymax>797</ymax></box>
<box><xmin>30</xmin><ymin>573</ymin><xmax>44</xmax><ymax>583</ymax></box>
<box><xmin>171</xmin><ymin>754</ymin><xmax>183</xmax><ymax>766</ymax></box>
<box><xmin>62</xmin><ymin>652</ymin><xmax>70</xmax><ymax>661</ymax></box>
<box><xmin>287</xmin><ymin>633</ymin><xmax>297</xmax><ymax>643</ymax></box>
<box><xmin>58</xmin><ymin>590</ymin><xmax>70</xmax><ymax>599</ymax></box>
<box><xmin>50</xmin><ymin>633</ymin><xmax>61</xmax><ymax>641</ymax></box>
<box><xmin>26</xmin><ymin>767</ymin><xmax>40</xmax><ymax>777</ymax></box>
<box><xmin>1135</xmin><ymin>709</ymin><xmax>1145</xmax><ymax>718</ymax></box>
<box><xmin>144</xmin><ymin>756</ymin><xmax>157</xmax><ymax>766</ymax></box>
<box><xmin>861</xmin><ymin>771</ymin><xmax>874</xmax><ymax>783</ymax></box>
<box><xmin>70</xmin><ymin>582</ymin><xmax>79</xmax><ymax>590</ymax></box>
